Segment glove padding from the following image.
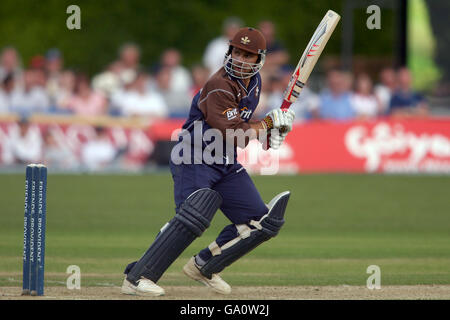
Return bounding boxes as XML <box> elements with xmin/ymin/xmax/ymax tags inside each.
<box><xmin>268</xmin><ymin>130</ymin><xmax>288</xmax><ymax>150</ymax></box>
<box><xmin>265</xmin><ymin>109</ymin><xmax>295</xmax><ymax>133</ymax></box>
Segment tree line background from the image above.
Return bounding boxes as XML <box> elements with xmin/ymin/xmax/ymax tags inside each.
<box><xmin>0</xmin><ymin>0</ymin><xmax>397</xmax><ymax>76</ymax></box>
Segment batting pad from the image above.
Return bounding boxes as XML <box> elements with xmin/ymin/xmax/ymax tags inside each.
<box><xmin>127</xmin><ymin>188</ymin><xmax>222</xmax><ymax>284</ymax></box>
<box><xmin>200</xmin><ymin>191</ymin><xmax>290</xmax><ymax>278</ymax></box>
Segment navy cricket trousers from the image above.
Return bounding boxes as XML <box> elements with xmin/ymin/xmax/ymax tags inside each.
<box><xmin>169</xmin><ymin>160</ymin><xmax>269</xmax><ymax>261</ymax></box>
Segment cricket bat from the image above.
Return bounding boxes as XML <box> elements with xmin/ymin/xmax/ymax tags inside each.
<box><xmin>281</xmin><ymin>10</ymin><xmax>340</xmax><ymax>111</ymax></box>
<box><xmin>262</xmin><ymin>10</ymin><xmax>340</xmax><ymax>150</ymax></box>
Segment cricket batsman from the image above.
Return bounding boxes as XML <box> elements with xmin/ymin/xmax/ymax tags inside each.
<box><xmin>121</xmin><ymin>27</ymin><xmax>295</xmax><ymax>296</ymax></box>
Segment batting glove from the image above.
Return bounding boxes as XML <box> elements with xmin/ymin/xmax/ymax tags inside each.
<box><xmin>268</xmin><ymin>130</ymin><xmax>289</xmax><ymax>150</ymax></box>
<box><xmin>263</xmin><ymin>109</ymin><xmax>295</xmax><ymax>132</ymax></box>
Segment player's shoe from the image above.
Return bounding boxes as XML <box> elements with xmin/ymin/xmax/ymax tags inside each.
<box><xmin>121</xmin><ymin>276</ymin><xmax>165</xmax><ymax>296</ymax></box>
<box><xmin>183</xmin><ymin>256</ymin><xmax>231</xmax><ymax>295</ymax></box>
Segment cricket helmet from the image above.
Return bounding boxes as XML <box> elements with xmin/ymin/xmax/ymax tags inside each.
<box><xmin>224</xmin><ymin>27</ymin><xmax>267</xmax><ymax>79</ymax></box>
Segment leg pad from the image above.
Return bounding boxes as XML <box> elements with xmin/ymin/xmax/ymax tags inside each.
<box><xmin>200</xmin><ymin>191</ymin><xmax>290</xmax><ymax>278</ymax></box>
<box><xmin>126</xmin><ymin>188</ymin><xmax>222</xmax><ymax>283</ymax></box>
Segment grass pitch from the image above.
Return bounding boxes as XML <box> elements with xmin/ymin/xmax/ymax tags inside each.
<box><xmin>0</xmin><ymin>172</ymin><xmax>449</xmax><ymax>289</ymax></box>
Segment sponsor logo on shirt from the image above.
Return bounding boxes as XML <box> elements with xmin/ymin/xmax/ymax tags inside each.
<box><xmin>240</xmin><ymin>106</ymin><xmax>252</xmax><ymax>120</ymax></box>
<box><xmin>223</xmin><ymin>107</ymin><xmax>238</xmax><ymax>120</ymax></box>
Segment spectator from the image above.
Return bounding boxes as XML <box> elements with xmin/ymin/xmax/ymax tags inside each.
<box><xmin>30</xmin><ymin>59</ymin><xmax>48</xmax><ymax>94</ymax></box>
<box><xmin>0</xmin><ymin>119</ymin><xmax>15</xmax><ymax>164</ymax></box>
<box><xmin>42</xmin><ymin>129</ymin><xmax>78</xmax><ymax>170</ymax></box>
<box><xmin>318</xmin><ymin>69</ymin><xmax>355</xmax><ymax>120</ymax></box>
<box><xmin>189</xmin><ymin>64</ymin><xmax>210</xmax><ymax>99</ymax></box>
<box><xmin>292</xmin><ymin>86</ymin><xmax>320</xmax><ymax>121</ymax></box>
<box><xmin>44</xmin><ymin>48</ymin><xmax>64</xmax><ymax>107</ymax></box>
<box><xmin>264</xmin><ymin>70</ymin><xmax>319</xmax><ymax>121</ymax></box>
<box><xmin>0</xmin><ymin>73</ymin><xmax>15</xmax><ymax>113</ymax></box>
<box><xmin>374</xmin><ymin>67</ymin><xmax>397</xmax><ymax>113</ymax></box>
<box><xmin>0</xmin><ymin>47</ymin><xmax>23</xmax><ymax>84</ymax></box>
<box><xmin>81</xmin><ymin>126</ymin><xmax>117</xmax><ymax>171</ymax></box>
<box><xmin>29</xmin><ymin>55</ymin><xmax>46</xmax><ymax>71</ymax></box>
<box><xmin>203</xmin><ymin>16</ymin><xmax>243</xmax><ymax>75</ymax></box>
<box><xmin>161</xmin><ymin>49</ymin><xmax>192</xmax><ymax>92</ymax></box>
<box><xmin>9</xmin><ymin>69</ymin><xmax>50</xmax><ymax>115</ymax></box>
<box><xmin>9</xmin><ymin>117</ymin><xmax>43</xmax><ymax>164</ymax></box>
<box><xmin>92</xmin><ymin>61</ymin><xmax>124</xmax><ymax>99</ymax></box>
<box><xmin>54</xmin><ymin>70</ymin><xmax>76</xmax><ymax>113</ymax></box>
<box><xmin>388</xmin><ymin>67</ymin><xmax>429</xmax><ymax>117</ymax></box>
<box><xmin>60</xmin><ymin>73</ymin><xmax>107</xmax><ymax>116</ymax></box>
<box><xmin>263</xmin><ymin>73</ymin><xmax>284</xmax><ymax>112</ymax></box>
<box><xmin>257</xmin><ymin>20</ymin><xmax>290</xmax><ymax>78</ymax></box>
<box><xmin>152</xmin><ymin>49</ymin><xmax>192</xmax><ymax>118</ymax></box>
<box><xmin>152</xmin><ymin>67</ymin><xmax>185</xmax><ymax>118</ymax></box>
<box><xmin>350</xmin><ymin>73</ymin><xmax>382</xmax><ymax>119</ymax></box>
<box><xmin>116</xmin><ymin>43</ymin><xmax>141</xmax><ymax>86</ymax></box>
<box><xmin>111</xmin><ymin>72</ymin><xmax>168</xmax><ymax>118</ymax></box>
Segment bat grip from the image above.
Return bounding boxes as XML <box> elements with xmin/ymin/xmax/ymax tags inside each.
<box><xmin>280</xmin><ymin>100</ymin><xmax>292</xmax><ymax>111</ymax></box>
<box><xmin>279</xmin><ymin>100</ymin><xmax>293</xmax><ymax>133</ymax></box>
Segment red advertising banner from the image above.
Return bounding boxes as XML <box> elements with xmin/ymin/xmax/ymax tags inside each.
<box><xmin>238</xmin><ymin>118</ymin><xmax>450</xmax><ymax>174</ymax></box>
<box><xmin>1</xmin><ymin>117</ymin><xmax>449</xmax><ymax>173</ymax></box>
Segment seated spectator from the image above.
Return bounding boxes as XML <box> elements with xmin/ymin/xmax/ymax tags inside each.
<box><xmin>151</xmin><ymin>67</ymin><xmax>186</xmax><ymax>118</ymax></box>
<box><xmin>92</xmin><ymin>61</ymin><xmax>124</xmax><ymax>99</ymax></box>
<box><xmin>388</xmin><ymin>67</ymin><xmax>429</xmax><ymax>117</ymax></box>
<box><xmin>265</xmin><ymin>69</ymin><xmax>319</xmax><ymax>121</ymax></box>
<box><xmin>152</xmin><ymin>49</ymin><xmax>192</xmax><ymax>118</ymax></box>
<box><xmin>262</xmin><ymin>74</ymin><xmax>283</xmax><ymax>113</ymax></box>
<box><xmin>0</xmin><ymin>46</ymin><xmax>23</xmax><ymax>85</ymax></box>
<box><xmin>53</xmin><ymin>70</ymin><xmax>76</xmax><ymax>113</ymax></box>
<box><xmin>44</xmin><ymin>48</ymin><xmax>64</xmax><ymax>107</ymax></box>
<box><xmin>189</xmin><ymin>64</ymin><xmax>210</xmax><ymax>99</ymax></box>
<box><xmin>161</xmin><ymin>49</ymin><xmax>192</xmax><ymax>92</ymax></box>
<box><xmin>29</xmin><ymin>58</ymin><xmax>48</xmax><ymax>95</ymax></box>
<box><xmin>115</xmin><ymin>43</ymin><xmax>142</xmax><ymax>86</ymax></box>
<box><xmin>60</xmin><ymin>73</ymin><xmax>107</xmax><ymax>116</ymax></box>
<box><xmin>350</xmin><ymin>73</ymin><xmax>381</xmax><ymax>119</ymax></box>
<box><xmin>111</xmin><ymin>72</ymin><xmax>168</xmax><ymax>118</ymax></box>
<box><xmin>318</xmin><ymin>69</ymin><xmax>355</xmax><ymax>120</ymax></box>
<box><xmin>42</xmin><ymin>129</ymin><xmax>78</xmax><ymax>170</ymax></box>
<box><xmin>9</xmin><ymin>117</ymin><xmax>43</xmax><ymax>164</ymax></box>
<box><xmin>0</xmin><ymin>118</ymin><xmax>15</xmax><ymax>164</ymax></box>
<box><xmin>0</xmin><ymin>73</ymin><xmax>15</xmax><ymax>113</ymax></box>
<box><xmin>9</xmin><ymin>69</ymin><xmax>50</xmax><ymax>116</ymax></box>
<box><xmin>374</xmin><ymin>67</ymin><xmax>397</xmax><ymax>113</ymax></box>
<box><xmin>81</xmin><ymin>126</ymin><xmax>117</xmax><ymax>171</ymax></box>
<box><xmin>258</xmin><ymin>20</ymin><xmax>290</xmax><ymax>78</ymax></box>
<box><xmin>203</xmin><ymin>16</ymin><xmax>243</xmax><ymax>75</ymax></box>
<box><xmin>291</xmin><ymin>86</ymin><xmax>320</xmax><ymax>121</ymax></box>
<box><xmin>29</xmin><ymin>55</ymin><xmax>46</xmax><ymax>72</ymax></box>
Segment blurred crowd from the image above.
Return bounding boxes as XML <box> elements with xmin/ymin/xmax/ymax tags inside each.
<box><xmin>0</xmin><ymin>17</ymin><xmax>430</xmax><ymax>123</ymax></box>
<box><xmin>0</xmin><ymin>117</ymin><xmax>131</xmax><ymax>171</ymax></box>
<box><xmin>0</xmin><ymin>17</ymin><xmax>434</xmax><ymax>170</ymax></box>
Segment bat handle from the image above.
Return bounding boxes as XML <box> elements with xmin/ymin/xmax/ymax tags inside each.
<box><xmin>280</xmin><ymin>100</ymin><xmax>292</xmax><ymax>111</ymax></box>
<box><xmin>279</xmin><ymin>100</ymin><xmax>292</xmax><ymax>133</ymax></box>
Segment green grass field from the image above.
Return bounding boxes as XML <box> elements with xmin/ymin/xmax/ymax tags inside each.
<box><xmin>1</xmin><ymin>172</ymin><xmax>449</xmax><ymax>288</ymax></box>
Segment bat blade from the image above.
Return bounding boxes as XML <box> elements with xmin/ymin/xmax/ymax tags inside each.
<box><xmin>281</xmin><ymin>10</ymin><xmax>340</xmax><ymax>110</ymax></box>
